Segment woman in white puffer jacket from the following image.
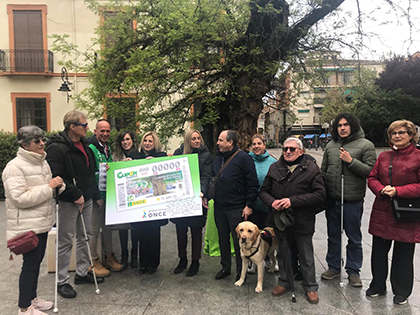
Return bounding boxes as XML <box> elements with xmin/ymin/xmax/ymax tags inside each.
<box><xmin>2</xmin><ymin>126</ymin><xmax>64</xmax><ymax>315</ymax></box>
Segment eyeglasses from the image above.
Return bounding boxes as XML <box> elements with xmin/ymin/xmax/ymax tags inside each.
<box><xmin>283</xmin><ymin>147</ymin><xmax>298</xmax><ymax>153</ymax></box>
<box><xmin>391</xmin><ymin>131</ymin><xmax>408</xmax><ymax>137</ymax></box>
<box><xmin>74</xmin><ymin>123</ymin><xmax>88</xmax><ymax>128</ymax></box>
<box><xmin>33</xmin><ymin>138</ymin><xmax>47</xmax><ymax>144</ymax></box>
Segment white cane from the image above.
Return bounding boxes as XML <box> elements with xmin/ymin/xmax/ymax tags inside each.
<box><xmin>80</xmin><ymin>212</ymin><xmax>100</xmax><ymax>294</ymax></box>
<box><xmin>53</xmin><ymin>188</ymin><xmax>59</xmax><ymax>313</ymax></box>
<box><xmin>339</xmin><ymin>167</ymin><xmax>345</xmax><ymax>288</ymax></box>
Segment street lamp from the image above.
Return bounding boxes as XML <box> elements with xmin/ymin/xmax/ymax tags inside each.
<box><xmin>58</xmin><ymin>67</ymin><xmax>72</xmax><ymax>103</ymax></box>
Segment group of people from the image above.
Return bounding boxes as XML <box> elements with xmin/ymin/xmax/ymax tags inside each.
<box><xmin>3</xmin><ymin>109</ymin><xmax>420</xmax><ymax>315</ymax></box>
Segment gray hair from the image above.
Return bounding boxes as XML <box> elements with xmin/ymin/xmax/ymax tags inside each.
<box><xmin>63</xmin><ymin>110</ymin><xmax>87</xmax><ymax>130</ymax></box>
<box><xmin>224</xmin><ymin>130</ymin><xmax>238</xmax><ymax>146</ymax></box>
<box><xmin>283</xmin><ymin>137</ymin><xmax>303</xmax><ymax>150</ymax></box>
<box><xmin>17</xmin><ymin>125</ymin><xmax>44</xmax><ymax>147</ymax></box>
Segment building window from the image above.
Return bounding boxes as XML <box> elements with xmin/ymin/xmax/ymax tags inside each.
<box><xmin>105</xmin><ymin>97</ymin><xmax>137</xmax><ymax>131</ymax></box>
<box><xmin>343</xmin><ymin>72</ymin><xmax>353</xmax><ymax>84</ymax></box>
<box><xmin>6</xmin><ymin>5</ymin><xmax>52</xmax><ymax>73</ymax></box>
<box><xmin>11</xmin><ymin>93</ymin><xmax>51</xmax><ymax>132</ymax></box>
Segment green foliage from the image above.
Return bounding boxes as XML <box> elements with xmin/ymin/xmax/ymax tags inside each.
<box><xmin>0</xmin><ymin>131</ymin><xmax>18</xmax><ymax>199</ymax></box>
<box><xmin>51</xmin><ymin>0</ymin><xmax>349</xmax><ymax>149</ymax></box>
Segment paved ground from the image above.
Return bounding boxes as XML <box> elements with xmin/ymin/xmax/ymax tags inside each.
<box><xmin>2</xmin><ymin>148</ymin><xmax>420</xmax><ymax>314</ymax></box>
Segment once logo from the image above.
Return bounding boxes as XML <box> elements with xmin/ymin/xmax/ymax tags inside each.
<box><xmin>148</xmin><ymin>211</ymin><xmax>167</xmax><ymax>218</ymax></box>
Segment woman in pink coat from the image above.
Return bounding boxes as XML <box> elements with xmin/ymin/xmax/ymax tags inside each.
<box><xmin>367</xmin><ymin>120</ymin><xmax>420</xmax><ymax>305</ymax></box>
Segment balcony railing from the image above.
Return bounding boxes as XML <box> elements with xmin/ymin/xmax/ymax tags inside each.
<box><xmin>0</xmin><ymin>49</ymin><xmax>54</xmax><ymax>73</ymax></box>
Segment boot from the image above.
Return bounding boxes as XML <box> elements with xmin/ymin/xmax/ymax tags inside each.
<box><xmin>174</xmin><ymin>257</ymin><xmax>188</xmax><ymax>274</ymax></box>
<box><xmin>121</xmin><ymin>250</ymin><xmax>128</xmax><ymax>270</ymax></box>
<box><xmin>131</xmin><ymin>248</ymin><xmax>138</xmax><ymax>268</ymax></box>
<box><xmin>186</xmin><ymin>260</ymin><xmax>199</xmax><ymax>277</ymax></box>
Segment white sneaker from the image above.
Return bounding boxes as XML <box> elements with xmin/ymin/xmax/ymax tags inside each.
<box><xmin>18</xmin><ymin>305</ymin><xmax>47</xmax><ymax>315</ymax></box>
<box><xmin>264</xmin><ymin>260</ymin><xmax>279</xmax><ymax>271</ymax></box>
<box><xmin>31</xmin><ymin>298</ymin><xmax>53</xmax><ymax>311</ymax></box>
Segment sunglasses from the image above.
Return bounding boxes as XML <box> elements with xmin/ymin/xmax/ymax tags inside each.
<box><xmin>74</xmin><ymin>123</ymin><xmax>88</xmax><ymax>128</ymax></box>
<box><xmin>283</xmin><ymin>147</ymin><xmax>298</xmax><ymax>153</ymax></box>
<box><xmin>33</xmin><ymin>138</ymin><xmax>47</xmax><ymax>144</ymax></box>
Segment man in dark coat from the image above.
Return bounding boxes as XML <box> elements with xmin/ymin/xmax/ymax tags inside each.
<box><xmin>46</xmin><ymin>110</ymin><xmax>104</xmax><ymax>299</ymax></box>
<box><xmin>260</xmin><ymin>137</ymin><xmax>325</xmax><ymax>304</ymax></box>
<box><xmin>213</xmin><ymin>130</ymin><xmax>259</xmax><ymax>281</ymax></box>
<box><xmin>321</xmin><ymin>113</ymin><xmax>376</xmax><ymax>287</ymax></box>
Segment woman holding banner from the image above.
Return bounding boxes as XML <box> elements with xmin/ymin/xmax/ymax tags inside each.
<box><xmin>129</xmin><ymin>131</ymin><xmax>168</xmax><ymax>274</ymax></box>
<box><xmin>171</xmin><ymin>129</ymin><xmax>213</xmax><ymax>276</ymax></box>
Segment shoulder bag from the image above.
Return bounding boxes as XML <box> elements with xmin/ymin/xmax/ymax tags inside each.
<box><xmin>389</xmin><ymin>154</ymin><xmax>420</xmax><ymax>222</ymax></box>
<box><xmin>7</xmin><ymin>231</ymin><xmax>39</xmax><ymax>258</ymax></box>
<box><xmin>206</xmin><ymin>150</ymin><xmax>240</xmax><ymax>200</ymax></box>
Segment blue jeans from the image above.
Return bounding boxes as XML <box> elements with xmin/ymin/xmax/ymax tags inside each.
<box><xmin>325</xmin><ymin>199</ymin><xmax>363</xmax><ymax>276</ymax></box>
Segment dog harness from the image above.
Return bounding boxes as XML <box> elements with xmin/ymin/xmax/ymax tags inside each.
<box><xmin>244</xmin><ymin>228</ymin><xmax>274</xmax><ymax>259</ymax></box>
<box><xmin>260</xmin><ymin>228</ymin><xmax>274</xmax><ymax>246</ymax></box>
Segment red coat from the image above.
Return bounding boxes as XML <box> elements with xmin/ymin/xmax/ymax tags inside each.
<box><xmin>368</xmin><ymin>144</ymin><xmax>420</xmax><ymax>243</ymax></box>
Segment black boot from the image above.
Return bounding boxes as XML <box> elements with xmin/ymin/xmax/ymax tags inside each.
<box><xmin>121</xmin><ymin>250</ymin><xmax>128</xmax><ymax>270</ymax></box>
<box><xmin>186</xmin><ymin>260</ymin><xmax>199</xmax><ymax>277</ymax></box>
<box><xmin>131</xmin><ymin>248</ymin><xmax>138</xmax><ymax>268</ymax></box>
<box><xmin>174</xmin><ymin>257</ymin><xmax>188</xmax><ymax>274</ymax></box>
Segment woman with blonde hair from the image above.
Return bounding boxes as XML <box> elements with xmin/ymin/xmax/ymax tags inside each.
<box><xmin>171</xmin><ymin>129</ymin><xmax>212</xmax><ymax>276</ymax></box>
<box><xmin>367</xmin><ymin>120</ymin><xmax>420</xmax><ymax>305</ymax></box>
<box><xmin>129</xmin><ymin>131</ymin><xmax>167</xmax><ymax>274</ymax></box>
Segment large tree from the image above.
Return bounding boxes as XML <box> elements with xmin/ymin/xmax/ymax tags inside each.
<box><xmin>53</xmin><ymin>0</ymin><xmax>410</xmax><ymax>151</ymax></box>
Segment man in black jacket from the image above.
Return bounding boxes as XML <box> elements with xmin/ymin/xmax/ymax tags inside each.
<box><xmin>46</xmin><ymin>110</ymin><xmax>104</xmax><ymax>299</ymax></box>
<box><xmin>213</xmin><ymin>130</ymin><xmax>259</xmax><ymax>281</ymax></box>
<box><xmin>260</xmin><ymin>137</ymin><xmax>326</xmax><ymax>304</ymax></box>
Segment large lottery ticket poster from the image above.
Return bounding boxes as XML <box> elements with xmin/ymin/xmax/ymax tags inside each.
<box><xmin>105</xmin><ymin>155</ymin><xmax>202</xmax><ymax>225</ymax></box>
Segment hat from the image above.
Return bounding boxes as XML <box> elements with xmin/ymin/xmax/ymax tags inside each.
<box><xmin>273</xmin><ymin>208</ymin><xmax>294</xmax><ymax>231</ymax></box>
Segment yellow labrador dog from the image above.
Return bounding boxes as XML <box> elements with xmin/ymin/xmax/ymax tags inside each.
<box><xmin>234</xmin><ymin>221</ymin><xmax>278</xmax><ymax>293</ymax></box>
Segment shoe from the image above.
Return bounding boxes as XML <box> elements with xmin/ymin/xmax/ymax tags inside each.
<box><xmin>186</xmin><ymin>260</ymin><xmax>199</xmax><ymax>277</ymax></box>
<box><xmin>139</xmin><ymin>267</ymin><xmax>147</xmax><ymax>274</ymax></box>
<box><xmin>74</xmin><ymin>272</ymin><xmax>105</xmax><ymax>285</ymax></box>
<box><xmin>366</xmin><ymin>288</ymin><xmax>386</xmax><ymax>297</ymax></box>
<box><xmin>131</xmin><ymin>248</ymin><xmax>138</xmax><ymax>268</ymax></box>
<box><xmin>147</xmin><ymin>267</ymin><xmax>157</xmax><ymax>274</ymax></box>
<box><xmin>18</xmin><ymin>305</ymin><xmax>47</xmax><ymax>315</ymax></box>
<box><xmin>57</xmin><ymin>283</ymin><xmax>77</xmax><ymax>299</ymax></box>
<box><xmin>88</xmin><ymin>259</ymin><xmax>110</xmax><ymax>277</ymax></box>
<box><xmin>104</xmin><ymin>253</ymin><xmax>123</xmax><ymax>272</ymax></box>
<box><xmin>272</xmin><ymin>285</ymin><xmax>287</xmax><ymax>296</ymax></box>
<box><xmin>247</xmin><ymin>262</ymin><xmax>257</xmax><ymax>274</ymax></box>
<box><xmin>121</xmin><ymin>251</ymin><xmax>128</xmax><ymax>270</ymax></box>
<box><xmin>215</xmin><ymin>269</ymin><xmax>231</xmax><ymax>280</ymax></box>
<box><xmin>174</xmin><ymin>257</ymin><xmax>188</xmax><ymax>274</ymax></box>
<box><xmin>307</xmin><ymin>292</ymin><xmax>319</xmax><ymax>304</ymax></box>
<box><xmin>393</xmin><ymin>295</ymin><xmax>408</xmax><ymax>305</ymax></box>
<box><xmin>321</xmin><ymin>269</ymin><xmax>341</xmax><ymax>280</ymax></box>
<box><xmin>348</xmin><ymin>274</ymin><xmax>363</xmax><ymax>287</ymax></box>
<box><xmin>31</xmin><ymin>298</ymin><xmax>53</xmax><ymax>311</ymax></box>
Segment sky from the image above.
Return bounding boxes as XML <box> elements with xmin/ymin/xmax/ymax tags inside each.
<box><xmin>328</xmin><ymin>0</ymin><xmax>420</xmax><ymax>60</ymax></box>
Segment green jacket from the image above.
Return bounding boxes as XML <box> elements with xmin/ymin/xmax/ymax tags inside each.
<box><xmin>321</xmin><ymin>128</ymin><xmax>376</xmax><ymax>201</ymax></box>
<box><xmin>88</xmin><ymin>135</ymin><xmax>113</xmax><ymax>200</ymax></box>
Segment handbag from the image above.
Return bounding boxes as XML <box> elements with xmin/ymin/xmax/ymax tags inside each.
<box><xmin>206</xmin><ymin>150</ymin><xmax>240</xmax><ymax>200</ymax></box>
<box><xmin>389</xmin><ymin>154</ymin><xmax>420</xmax><ymax>222</ymax></box>
<box><xmin>7</xmin><ymin>231</ymin><xmax>39</xmax><ymax>257</ymax></box>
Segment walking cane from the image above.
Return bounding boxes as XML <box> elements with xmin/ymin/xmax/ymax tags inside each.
<box><xmin>53</xmin><ymin>188</ymin><xmax>59</xmax><ymax>313</ymax></box>
<box><xmin>80</xmin><ymin>212</ymin><xmax>100</xmax><ymax>294</ymax></box>
<box><xmin>339</xmin><ymin>162</ymin><xmax>345</xmax><ymax>288</ymax></box>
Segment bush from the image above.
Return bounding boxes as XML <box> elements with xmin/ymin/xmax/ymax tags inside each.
<box><xmin>0</xmin><ymin>131</ymin><xmax>19</xmax><ymax>200</ymax></box>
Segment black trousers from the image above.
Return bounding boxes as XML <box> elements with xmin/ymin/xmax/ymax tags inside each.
<box><xmin>136</xmin><ymin>224</ymin><xmax>161</xmax><ymax>269</ymax></box>
<box><xmin>369</xmin><ymin>235</ymin><xmax>415</xmax><ymax>298</ymax></box>
<box><xmin>248</xmin><ymin>210</ymin><xmax>268</xmax><ymax>230</ymax></box>
<box><xmin>175</xmin><ymin>223</ymin><xmax>203</xmax><ymax>261</ymax></box>
<box><xmin>19</xmin><ymin>232</ymin><xmax>48</xmax><ymax>308</ymax></box>
<box><xmin>214</xmin><ymin>207</ymin><xmax>243</xmax><ymax>274</ymax></box>
<box><xmin>119</xmin><ymin>229</ymin><xmax>140</xmax><ymax>258</ymax></box>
